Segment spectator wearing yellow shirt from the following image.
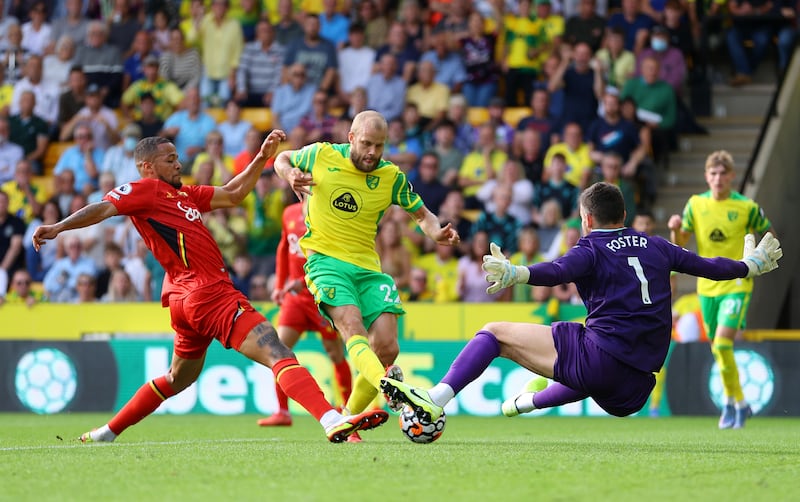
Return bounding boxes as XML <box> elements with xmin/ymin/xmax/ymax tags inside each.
<box><xmin>543</xmin><ymin>122</ymin><xmax>593</xmax><ymax>190</ymax></box>
<box><xmin>191</xmin><ymin>131</ymin><xmax>236</xmax><ymax>185</ymax></box>
<box><xmin>121</xmin><ymin>55</ymin><xmax>184</xmax><ymax>121</ymax></box>
<box><xmin>405</xmin><ymin>60</ymin><xmax>451</xmax><ymax>130</ymax></box>
<box><xmin>413</xmin><ymin>243</ymin><xmax>460</xmax><ymax>302</ymax></box>
<box><xmin>3</xmin><ymin>269</ymin><xmax>46</xmax><ymax>306</ymax></box>
<box><xmin>503</xmin><ymin>0</ymin><xmax>544</xmax><ymax>106</ymax></box>
<box><xmin>458</xmin><ymin>123</ymin><xmax>508</xmax><ymax>209</ymax></box>
<box><xmin>1</xmin><ymin>159</ymin><xmax>47</xmax><ymax>224</ymax></box>
<box><xmin>509</xmin><ymin>225</ymin><xmax>548</xmax><ymax>303</ymax></box>
<box><xmin>532</xmin><ymin>0</ymin><xmax>564</xmax><ymax>68</ymax></box>
<box><xmin>199</xmin><ymin>0</ymin><xmax>244</xmax><ymax>108</ymax></box>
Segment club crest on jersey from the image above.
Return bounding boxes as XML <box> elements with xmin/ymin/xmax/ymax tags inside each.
<box><xmin>330</xmin><ymin>187</ymin><xmax>362</xmax><ymax>219</ymax></box>
<box><xmin>366</xmin><ymin>175</ymin><xmax>380</xmax><ymax>190</ymax></box>
<box><xmin>727</xmin><ymin>211</ymin><xmax>738</xmax><ymax>222</ymax></box>
<box><xmin>322</xmin><ymin>287</ymin><xmax>335</xmax><ymax>300</ymax></box>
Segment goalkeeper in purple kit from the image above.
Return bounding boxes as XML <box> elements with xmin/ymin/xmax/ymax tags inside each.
<box><xmin>382</xmin><ymin>182</ymin><xmax>782</xmax><ymax>422</ymax></box>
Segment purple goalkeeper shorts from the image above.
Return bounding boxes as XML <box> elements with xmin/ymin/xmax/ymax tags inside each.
<box><xmin>551</xmin><ymin>321</ymin><xmax>655</xmax><ymax>417</ymax></box>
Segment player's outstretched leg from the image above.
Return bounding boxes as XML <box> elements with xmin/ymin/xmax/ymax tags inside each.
<box><xmin>79</xmin><ymin>372</ymin><xmax>183</xmax><ymax>442</ymax></box>
<box><xmin>502</xmin><ymin>377</ymin><xmax>549</xmax><ymax>417</ymax></box>
<box><xmin>380</xmin><ymin>378</ymin><xmax>443</xmax><ymax>422</ymax></box>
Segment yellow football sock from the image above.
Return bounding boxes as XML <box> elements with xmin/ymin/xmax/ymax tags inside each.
<box><xmin>345</xmin><ymin>374</ymin><xmax>380</xmax><ymax>414</ymax></box>
<box><xmin>711</xmin><ymin>337</ymin><xmax>744</xmax><ymax>402</ymax></box>
<box><xmin>345</xmin><ymin>335</ymin><xmax>385</xmax><ymax>388</ymax></box>
<box><xmin>650</xmin><ymin>366</ymin><xmax>666</xmax><ymax>410</ymax></box>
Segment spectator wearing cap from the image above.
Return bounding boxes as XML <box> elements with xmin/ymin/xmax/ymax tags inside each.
<box><xmin>122</xmin><ymin>30</ymin><xmax>157</xmax><ymax>91</ymax></box>
<box><xmin>121</xmin><ymin>54</ymin><xmax>184</xmax><ymax>121</ymax></box>
<box><xmin>636</xmin><ymin>25</ymin><xmax>686</xmax><ymax>95</ymax></box>
<box><xmin>405</xmin><ymin>60</ymin><xmax>451</xmax><ymax>131</ymax></box>
<box><xmin>72</xmin><ymin>20</ymin><xmax>124</xmax><ymax>108</ymax></box>
<box><xmin>233</xmin><ymin>19</ymin><xmax>285</xmax><ymax>108</ymax></box>
<box><xmin>60</xmin><ymin>83</ymin><xmax>119</xmax><ymax>151</ymax></box>
<box><xmin>101</xmin><ymin>123</ymin><xmax>142</xmax><ymax>186</ymax></box>
<box><xmin>336</xmin><ymin>23</ymin><xmax>375</xmax><ymax>107</ymax></box>
<box><xmin>420</xmin><ymin>30</ymin><xmax>468</xmax><ymax>92</ymax></box>
<box><xmin>198</xmin><ymin>0</ymin><xmax>244</xmax><ymax>108</ymax></box>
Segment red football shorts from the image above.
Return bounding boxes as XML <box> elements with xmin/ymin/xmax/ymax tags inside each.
<box><xmin>169</xmin><ymin>282</ymin><xmax>265</xmax><ymax>359</ymax></box>
<box><xmin>278</xmin><ymin>291</ymin><xmax>337</xmax><ymax>340</ymax></box>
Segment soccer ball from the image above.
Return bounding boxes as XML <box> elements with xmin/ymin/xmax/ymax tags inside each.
<box><xmin>15</xmin><ymin>348</ymin><xmax>77</xmax><ymax>414</ymax></box>
<box><xmin>398</xmin><ymin>405</ymin><xmax>446</xmax><ymax>444</ymax></box>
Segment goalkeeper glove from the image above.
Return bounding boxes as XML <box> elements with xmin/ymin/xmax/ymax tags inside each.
<box><xmin>482</xmin><ymin>242</ymin><xmax>531</xmax><ymax>294</ymax></box>
<box><xmin>742</xmin><ymin>233</ymin><xmax>782</xmax><ymax>278</ymax></box>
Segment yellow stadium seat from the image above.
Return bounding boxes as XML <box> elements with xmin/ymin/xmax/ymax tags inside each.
<box><xmin>31</xmin><ymin>175</ymin><xmax>54</xmax><ymax>199</ymax></box>
<box><xmin>43</xmin><ymin>141</ymin><xmax>74</xmax><ymax>176</ymax></box>
<box><xmin>241</xmin><ymin>108</ymin><xmax>272</xmax><ymax>132</ymax></box>
<box><xmin>207</xmin><ymin>107</ymin><xmax>226</xmax><ymax>123</ymax></box>
<box><xmin>503</xmin><ymin>107</ymin><xmax>531</xmax><ymax>128</ymax></box>
<box><xmin>467</xmin><ymin>107</ymin><xmax>489</xmax><ymax>126</ymax></box>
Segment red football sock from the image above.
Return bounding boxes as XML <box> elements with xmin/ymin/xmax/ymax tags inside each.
<box><xmin>108</xmin><ymin>376</ymin><xmax>177</xmax><ymax>435</ymax></box>
<box><xmin>272</xmin><ymin>358</ymin><xmax>333</xmax><ymax>421</ymax></box>
<box><xmin>334</xmin><ymin>360</ymin><xmax>352</xmax><ymax>405</ymax></box>
<box><xmin>273</xmin><ymin>380</ymin><xmax>290</xmax><ymax>413</ymax></box>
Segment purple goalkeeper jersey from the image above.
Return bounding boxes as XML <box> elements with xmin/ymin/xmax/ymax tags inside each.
<box><xmin>528</xmin><ymin>227</ymin><xmax>748</xmax><ymax>372</ymax></box>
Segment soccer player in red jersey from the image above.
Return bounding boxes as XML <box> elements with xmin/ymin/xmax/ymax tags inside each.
<box><xmin>257</xmin><ymin>201</ymin><xmax>353</xmax><ymax>427</ymax></box>
<box><xmin>31</xmin><ymin>132</ymin><xmax>388</xmax><ymax>443</ymax></box>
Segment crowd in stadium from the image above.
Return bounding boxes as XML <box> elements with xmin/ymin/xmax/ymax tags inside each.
<box><xmin>0</xmin><ymin>0</ymin><xmax>796</xmax><ymax>306</ymax></box>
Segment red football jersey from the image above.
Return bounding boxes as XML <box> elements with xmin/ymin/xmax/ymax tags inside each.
<box><xmin>274</xmin><ymin>202</ymin><xmax>309</xmax><ymax>297</ymax></box>
<box><xmin>103</xmin><ymin>178</ymin><xmax>231</xmax><ymax>306</ymax></box>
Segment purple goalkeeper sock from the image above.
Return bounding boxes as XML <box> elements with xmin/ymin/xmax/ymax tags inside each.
<box><xmin>440</xmin><ymin>330</ymin><xmax>501</xmax><ymax>395</ymax></box>
<box><xmin>531</xmin><ymin>382</ymin><xmax>589</xmax><ymax>409</ymax></box>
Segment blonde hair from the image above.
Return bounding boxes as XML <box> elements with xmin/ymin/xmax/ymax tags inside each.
<box><xmin>350</xmin><ymin>110</ymin><xmax>387</xmax><ymax>136</ymax></box>
<box><xmin>705</xmin><ymin>150</ymin><xmax>734</xmax><ymax>172</ymax></box>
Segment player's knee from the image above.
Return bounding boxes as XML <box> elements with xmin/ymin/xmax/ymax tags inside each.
<box><xmin>166</xmin><ymin>371</ymin><xmax>199</xmax><ymax>393</ymax></box>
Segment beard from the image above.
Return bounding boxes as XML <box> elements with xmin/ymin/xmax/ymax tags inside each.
<box><xmin>350</xmin><ymin>151</ymin><xmax>378</xmax><ymax>173</ymax></box>
<box><xmin>159</xmin><ymin>174</ymin><xmax>182</xmax><ymax>189</ymax></box>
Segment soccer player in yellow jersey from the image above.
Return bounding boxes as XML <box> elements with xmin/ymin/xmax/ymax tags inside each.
<box><xmin>668</xmin><ymin>150</ymin><xmax>772</xmax><ymax>429</ymax></box>
<box><xmin>273</xmin><ymin>111</ymin><xmax>461</xmax><ymax>440</ymax></box>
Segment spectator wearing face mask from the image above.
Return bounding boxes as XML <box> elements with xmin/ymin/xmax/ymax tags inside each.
<box><xmin>100</xmin><ymin>123</ymin><xmax>141</xmax><ymax>186</ymax></box>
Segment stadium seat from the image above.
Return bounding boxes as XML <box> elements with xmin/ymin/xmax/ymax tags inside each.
<box><xmin>241</xmin><ymin>108</ymin><xmax>272</xmax><ymax>132</ymax></box>
<box><xmin>467</xmin><ymin>107</ymin><xmax>489</xmax><ymax>126</ymax></box>
<box><xmin>206</xmin><ymin>107</ymin><xmax>226</xmax><ymax>123</ymax></box>
<box><xmin>43</xmin><ymin>141</ymin><xmax>74</xmax><ymax>176</ymax></box>
<box><xmin>31</xmin><ymin>175</ymin><xmax>54</xmax><ymax>199</ymax></box>
<box><xmin>503</xmin><ymin>107</ymin><xmax>530</xmax><ymax>128</ymax></box>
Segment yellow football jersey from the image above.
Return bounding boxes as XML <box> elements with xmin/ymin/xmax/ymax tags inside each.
<box><xmin>291</xmin><ymin>143</ymin><xmax>423</xmax><ymax>272</ymax></box>
<box><xmin>681</xmin><ymin>191</ymin><xmax>771</xmax><ymax>296</ymax></box>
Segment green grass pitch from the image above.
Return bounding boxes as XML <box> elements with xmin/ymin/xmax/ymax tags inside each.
<box><xmin>2</xmin><ymin>413</ymin><xmax>799</xmax><ymax>501</ymax></box>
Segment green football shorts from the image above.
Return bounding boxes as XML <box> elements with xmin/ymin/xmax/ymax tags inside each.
<box><xmin>304</xmin><ymin>253</ymin><xmax>405</xmax><ymax>330</ymax></box>
<box><xmin>699</xmin><ymin>292</ymin><xmax>751</xmax><ymax>338</ymax></box>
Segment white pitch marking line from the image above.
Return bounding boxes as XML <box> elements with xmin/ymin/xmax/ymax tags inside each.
<box><xmin>0</xmin><ymin>437</ymin><xmax>282</xmax><ymax>452</ymax></box>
